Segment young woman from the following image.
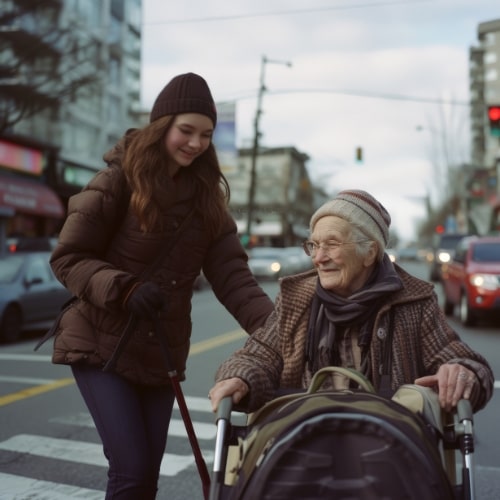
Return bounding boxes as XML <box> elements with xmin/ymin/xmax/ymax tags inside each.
<box><xmin>48</xmin><ymin>73</ymin><xmax>274</xmax><ymax>499</ymax></box>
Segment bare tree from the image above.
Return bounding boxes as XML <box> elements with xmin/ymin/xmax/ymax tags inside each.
<box><xmin>0</xmin><ymin>0</ymin><xmax>101</xmax><ymax>134</ymax></box>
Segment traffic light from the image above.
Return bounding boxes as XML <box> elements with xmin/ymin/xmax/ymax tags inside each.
<box><xmin>355</xmin><ymin>147</ymin><xmax>363</xmax><ymax>163</ymax></box>
<box><xmin>487</xmin><ymin>105</ymin><xmax>500</xmax><ymax>137</ymax></box>
<box><xmin>435</xmin><ymin>224</ymin><xmax>445</xmax><ymax>234</ymax></box>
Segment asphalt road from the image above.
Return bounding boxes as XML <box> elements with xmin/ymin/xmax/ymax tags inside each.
<box><xmin>0</xmin><ymin>260</ymin><xmax>498</xmax><ymax>499</ymax></box>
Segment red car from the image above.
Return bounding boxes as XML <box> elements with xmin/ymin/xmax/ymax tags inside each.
<box><xmin>441</xmin><ymin>236</ymin><xmax>500</xmax><ymax>326</ymax></box>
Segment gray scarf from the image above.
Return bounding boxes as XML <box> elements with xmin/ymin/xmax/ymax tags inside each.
<box><xmin>306</xmin><ymin>253</ymin><xmax>403</xmax><ymax>375</ymax></box>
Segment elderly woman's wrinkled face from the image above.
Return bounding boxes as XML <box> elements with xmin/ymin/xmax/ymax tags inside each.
<box><xmin>310</xmin><ymin>216</ymin><xmax>377</xmax><ymax>297</ymax></box>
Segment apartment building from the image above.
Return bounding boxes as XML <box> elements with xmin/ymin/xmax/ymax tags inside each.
<box><xmin>226</xmin><ymin>146</ymin><xmax>314</xmax><ymax>247</ymax></box>
<box><xmin>0</xmin><ymin>0</ymin><xmax>141</xmax><ymax>240</ymax></box>
<box><xmin>469</xmin><ymin>18</ymin><xmax>500</xmax><ymax>171</ymax></box>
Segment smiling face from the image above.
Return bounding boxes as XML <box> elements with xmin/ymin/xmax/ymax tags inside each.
<box><xmin>164</xmin><ymin>113</ymin><xmax>214</xmax><ymax>176</ymax></box>
<box><xmin>311</xmin><ymin>216</ymin><xmax>377</xmax><ymax>297</ymax></box>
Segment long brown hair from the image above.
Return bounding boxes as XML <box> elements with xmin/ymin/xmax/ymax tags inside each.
<box><xmin>122</xmin><ymin>116</ymin><xmax>230</xmax><ymax>236</ymax></box>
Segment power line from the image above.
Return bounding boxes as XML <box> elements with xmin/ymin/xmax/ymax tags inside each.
<box><xmin>266</xmin><ymin>88</ymin><xmax>470</xmax><ymax>106</ymax></box>
<box><xmin>220</xmin><ymin>88</ymin><xmax>469</xmax><ymax>107</ymax></box>
<box><xmin>143</xmin><ymin>0</ymin><xmax>431</xmax><ymax>25</ymax></box>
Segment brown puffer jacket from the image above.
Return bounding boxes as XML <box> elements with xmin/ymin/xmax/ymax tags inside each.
<box><xmin>49</xmin><ymin>147</ymin><xmax>274</xmax><ymax>386</ymax></box>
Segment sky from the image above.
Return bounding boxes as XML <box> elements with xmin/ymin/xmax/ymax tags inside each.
<box><xmin>140</xmin><ymin>0</ymin><xmax>499</xmax><ymax>243</ymax></box>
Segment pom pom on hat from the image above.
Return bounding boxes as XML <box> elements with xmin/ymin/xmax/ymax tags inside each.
<box><xmin>150</xmin><ymin>72</ymin><xmax>217</xmax><ymax>126</ymax></box>
<box><xmin>310</xmin><ymin>189</ymin><xmax>391</xmax><ymax>251</ymax></box>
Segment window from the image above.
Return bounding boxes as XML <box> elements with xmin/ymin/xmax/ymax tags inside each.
<box><xmin>473</xmin><ymin>242</ymin><xmax>500</xmax><ymax>262</ymax></box>
<box><xmin>485</xmin><ymin>68</ymin><xmax>498</xmax><ymax>82</ymax></box>
<box><xmin>484</xmin><ymin>52</ymin><xmax>497</xmax><ymax>64</ymax></box>
<box><xmin>109</xmin><ymin>56</ymin><xmax>121</xmax><ymax>86</ymax></box>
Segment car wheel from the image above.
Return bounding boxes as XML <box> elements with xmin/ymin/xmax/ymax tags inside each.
<box><xmin>0</xmin><ymin>304</ymin><xmax>23</xmax><ymax>343</ymax></box>
<box><xmin>443</xmin><ymin>296</ymin><xmax>454</xmax><ymax>316</ymax></box>
<box><xmin>459</xmin><ymin>292</ymin><xmax>476</xmax><ymax>327</ymax></box>
<box><xmin>429</xmin><ymin>266</ymin><xmax>439</xmax><ymax>282</ymax></box>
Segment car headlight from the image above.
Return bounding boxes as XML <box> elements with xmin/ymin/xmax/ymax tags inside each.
<box><xmin>437</xmin><ymin>251</ymin><xmax>451</xmax><ymax>263</ymax></box>
<box><xmin>469</xmin><ymin>274</ymin><xmax>499</xmax><ymax>291</ymax></box>
<box><xmin>270</xmin><ymin>262</ymin><xmax>281</xmax><ymax>273</ymax></box>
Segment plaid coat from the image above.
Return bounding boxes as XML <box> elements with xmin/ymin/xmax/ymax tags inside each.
<box><xmin>216</xmin><ymin>265</ymin><xmax>494</xmax><ymax>413</ymax></box>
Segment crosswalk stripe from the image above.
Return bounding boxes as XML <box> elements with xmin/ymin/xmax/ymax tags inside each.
<box><xmin>48</xmin><ymin>395</ymin><xmax>217</xmax><ymax>440</ymax></box>
<box><xmin>0</xmin><ymin>434</ymin><xmax>214</xmax><ymax>476</ymax></box>
<box><xmin>50</xmin><ymin>413</ymin><xmax>216</xmax><ymax>440</ymax></box>
<box><xmin>178</xmin><ymin>395</ymin><xmax>213</xmax><ymax>413</ymax></box>
<box><xmin>0</xmin><ymin>472</ymin><xmax>104</xmax><ymax>499</ymax></box>
<box><xmin>0</xmin><ymin>393</ymin><xmax>222</xmax><ymax>497</ymax></box>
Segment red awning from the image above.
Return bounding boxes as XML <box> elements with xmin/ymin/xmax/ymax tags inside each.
<box><xmin>0</xmin><ymin>176</ymin><xmax>65</xmax><ymax>218</ymax></box>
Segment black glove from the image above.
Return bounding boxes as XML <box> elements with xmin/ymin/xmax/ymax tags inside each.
<box><xmin>126</xmin><ymin>282</ymin><xmax>165</xmax><ymax>319</ymax></box>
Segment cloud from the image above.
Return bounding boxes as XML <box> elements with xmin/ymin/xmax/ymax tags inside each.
<box><xmin>141</xmin><ymin>0</ymin><xmax>499</xmax><ymax>241</ymax></box>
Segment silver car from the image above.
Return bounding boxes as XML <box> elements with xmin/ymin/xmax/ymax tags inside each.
<box><xmin>0</xmin><ymin>252</ymin><xmax>72</xmax><ymax>342</ymax></box>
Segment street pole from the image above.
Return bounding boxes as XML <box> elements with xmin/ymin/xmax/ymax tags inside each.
<box><xmin>245</xmin><ymin>55</ymin><xmax>291</xmax><ymax>245</ymax></box>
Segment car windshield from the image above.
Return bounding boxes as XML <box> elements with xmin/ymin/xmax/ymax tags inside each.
<box><xmin>439</xmin><ymin>235</ymin><xmax>467</xmax><ymax>249</ymax></box>
<box><xmin>250</xmin><ymin>248</ymin><xmax>284</xmax><ymax>259</ymax></box>
<box><xmin>472</xmin><ymin>242</ymin><xmax>500</xmax><ymax>262</ymax></box>
<box><xmin>0</xmin><ymin>255</ymin><xmax>24</xmax><ymax>283</ymax></box>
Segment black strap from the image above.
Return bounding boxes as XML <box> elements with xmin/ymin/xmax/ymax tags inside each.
<box><xmin>102</xmin><ymin>209</ymin><xmax>195</xmax><ymax>372</ymax></box>
<box><xmin>35</xmin><ymin>209</ymin><xmax>194</xmax><ymax>354</ymax></box>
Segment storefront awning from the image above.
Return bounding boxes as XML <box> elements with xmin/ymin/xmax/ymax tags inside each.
<box><xmin>0</xmin><ymin>176</ymin><xmax>65</xmax><ymax>218</ymax></box>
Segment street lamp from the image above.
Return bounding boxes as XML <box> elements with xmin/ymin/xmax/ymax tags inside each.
<box><xmin>245</xmin><ymin>55</ymin><xmax>292</xmax><ymax>243</ymax></box>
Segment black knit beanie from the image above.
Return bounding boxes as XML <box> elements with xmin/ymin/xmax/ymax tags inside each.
<box><xmin>149</xmin><ymin>72</ymin><xmax>217</xmax><ymax>126</ymax></box>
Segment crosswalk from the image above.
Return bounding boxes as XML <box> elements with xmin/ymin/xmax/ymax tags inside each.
<box><xmin>0</xmin><ymin>396</ymin><xmax>217</xmax><ymax>499</ymax></box>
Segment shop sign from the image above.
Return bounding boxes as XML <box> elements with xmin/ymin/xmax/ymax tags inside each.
<box><xmin>0</xmin><ymin>139</ymin><xmax>44</xmax><ymax>175</ymax></box>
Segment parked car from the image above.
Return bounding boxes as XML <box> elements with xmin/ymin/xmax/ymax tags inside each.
<box><xmin>386</xmin><ymin>248</ymin><xmax>398</xmax><ymax>263</ymax></box>
<box><xmin>397</xmin><ymin>246</ymin><xmax>420</xmax><ymax>261</ymax></box>
<box><xmin>0</xmin><ymin>252</ymin><xmax>73</xmax><ymax>342</ymax></box>
<box><xmin>247</xmin><ymin>247</ymin><xmax>292</xmax><ymax>280</ymax></box>
<box><xmin>429</xmin><ymin>233</ymin><xmax>473</xmax><ymax>282</ymax></box>
<box><xmin>6</xmin><ymin>236</ymin><xmax>58</xmax><ymax>253</ymax></box>
<box><xmin>281</xmin><ymin>246</ymin><xmax>314</xmax><ymax>275</ymax></box>
<box><xmin>441</xmin><ymin>236</ymin><xmax>500</xmax><ymax>326</ymax></box>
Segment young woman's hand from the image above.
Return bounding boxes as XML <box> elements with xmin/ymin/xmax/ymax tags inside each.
<box><xmin>126</xmin><ymin>282</ymin><xmax>165</xmax><ymax>319</ymax></box>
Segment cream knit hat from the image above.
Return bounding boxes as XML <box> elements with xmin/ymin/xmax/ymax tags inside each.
<box><xmin>310</xmin><ymin>189</ymin><xmax>391</xmax><ymax>251</ymax></box>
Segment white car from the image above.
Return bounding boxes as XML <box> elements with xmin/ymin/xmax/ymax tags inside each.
<box><xmin>247</xmin><ymin>247</ymin><xmax>291</xmax><ymax>280</ymax></box>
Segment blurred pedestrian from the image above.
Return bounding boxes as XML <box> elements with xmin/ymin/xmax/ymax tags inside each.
<box><xmin>47</xmin><ymin>72</ymin><xmax>274</xmax><ymax>499</ymax></box>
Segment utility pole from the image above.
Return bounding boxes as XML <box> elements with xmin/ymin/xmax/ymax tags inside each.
<box><xmin>245</xmin><ymin>55</ymin><xmax>292</xmax><ymax>244</ymax></box>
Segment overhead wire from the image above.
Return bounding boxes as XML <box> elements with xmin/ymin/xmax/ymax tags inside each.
<box><xmin>143</xmin><ymin>0</ymin><xmax>431</xmax><ymax>25</ymax></box>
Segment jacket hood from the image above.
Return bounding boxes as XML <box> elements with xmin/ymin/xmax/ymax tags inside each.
<box><xmin>103</xmin><ymin>128</ymin><xmax>138</xmax><ymax>166</ymax></box>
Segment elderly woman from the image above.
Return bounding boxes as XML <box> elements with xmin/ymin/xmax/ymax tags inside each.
<box><xmin>209</xmin><ymin>190</ymin><xmax>494</xmax><ymax>414</ymax></box>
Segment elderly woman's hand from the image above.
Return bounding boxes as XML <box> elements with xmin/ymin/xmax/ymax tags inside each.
<box><xmin>414</xmin><ymin>364</ymin><xmax>476</xmax><ymax>412</ymax></box>
<box><xmin>208</xmin><ymin>377</ymin><xmax>249</xmax><ymax>412</ymax></box>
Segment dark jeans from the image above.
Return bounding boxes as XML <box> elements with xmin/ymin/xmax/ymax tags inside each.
<box><xmin>72</xmin><ymin>364</ymin><xmax>175</xmax><ymax>500</ymax></box>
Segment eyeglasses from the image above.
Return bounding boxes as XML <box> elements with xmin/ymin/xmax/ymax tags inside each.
<box><xmin>302</xmin><ymin>239</ymin><xmax>370</xmax><ymax>257</ymax></box>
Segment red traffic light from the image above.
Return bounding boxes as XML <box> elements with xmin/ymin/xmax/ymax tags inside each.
<box><xmin>488</xmin><ymin>106</ymin><xmax>500</xmax><ymax>121</ymax></box>
<box><xmin>435</xmin><ymin>224</ymin><xmax>445</xmax><ymax>234</ymax></box>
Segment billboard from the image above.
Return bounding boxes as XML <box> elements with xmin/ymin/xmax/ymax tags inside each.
<box><xmin>213</xmin><ymin>101</ymin><xmax>237</xmax><ymax>174</ymax></box>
